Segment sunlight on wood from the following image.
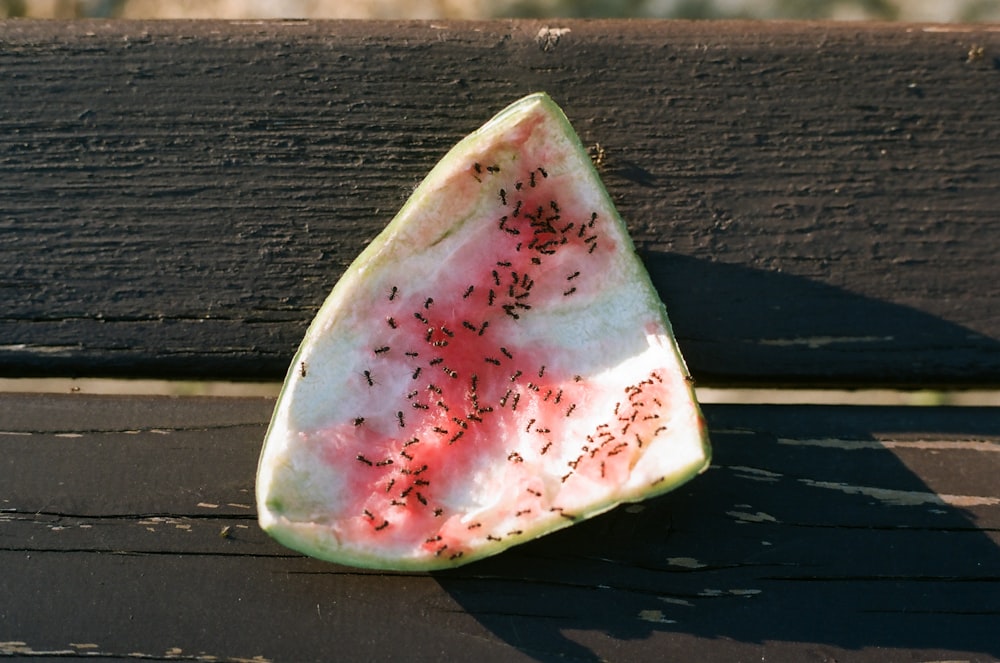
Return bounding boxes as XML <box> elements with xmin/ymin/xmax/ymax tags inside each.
<box><xmin>0</xmin><ymin>378</ymin><xmax>997</xmax><ymax>405</ymax></box>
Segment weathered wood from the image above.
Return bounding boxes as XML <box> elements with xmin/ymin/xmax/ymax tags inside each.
<box><xmin>2</xmin><ymin>20</ymin><xmax>998</xmax><ymax>385</ymax></box>
<box><xmin>2</xmin><ymin>393</ymin><xmax>997</xmax><ymax>661</ymax></box>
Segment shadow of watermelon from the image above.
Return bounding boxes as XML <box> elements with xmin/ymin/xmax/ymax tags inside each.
<box><xmin>432</xmin><ymin>403</ymin><xmax>999</xmax><ymax>662</ymax></box>
<box><xmin>643</xmin><ymin>252</ymin><xmax>1000</xmax><ymax>388</ymax></box>
<box><xmin>430</xmin><ymin>256</ymin><xmax>1000</xmax><ymax>662</ymax></box>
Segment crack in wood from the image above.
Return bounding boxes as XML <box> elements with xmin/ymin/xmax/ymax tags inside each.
<box><xmin>0</xmin><ymin>639</ymin><xmax>273</xmax><ymax>661</ymax></box>
<box><xmin>0</xmin><ymin>546</ymin><xmax>299</xmax><ymax>559</ymax></box>
<box><xmin>2</xmin><ymin>509</ymin><xmax>257</xmax><ymax>521</ymax></box>
<box><xmin>799</xmin><ymin>479</ymin><xmax>1000</xmax><ymax>507</ymax></box>
<box><xmin>1</xmin><ymin>422</ymin><xmax>262</xmax><ymax>436</ymax></box>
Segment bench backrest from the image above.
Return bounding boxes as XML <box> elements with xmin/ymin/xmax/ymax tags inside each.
<box><xmin>3</xmin><ymin>20</ymin><xmax>998</xmax><ymax>387</ymax></box>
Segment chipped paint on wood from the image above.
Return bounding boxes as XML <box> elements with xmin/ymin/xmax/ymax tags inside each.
<box><xmin>800</xmin><ymin>479</ymin><xmax>1000</xmax><ymax>507</ymax></box>
<box><xmin>759</xmin><ymin>336</ymin><xmax>894</xmax><ymax>349</ymax></box>
<box><xmin>726</xmin><ymin>510</ymin><xmax>780</xmax><ymax>524</ymax></box>
<box><xmin>660</xmin><ymin>597</ymin><xmax>694</xmax><ymax>607</ymax></box>
<box><xmin>0</xmin><ymin>640</ymin><xmax>272</xmax><ymax>662</ymax></box>
<box><xmin>667</xmin><ymin>557</ymin><xmax>707</xmax><ymax>569</ymax></box>
<box><xmin>637</xmin><ymin>609</ymin><xmax>676</xmax><ymax>624</ymax></box>
<box><xmin>779</xmin><ymin>438</ymin><xmax>1000</xmax><ymax>452</ymax></box>
<box><xmin>728</xmin><ymin>465</ymin><xmax>783</xmax><ymax>481</ymax></box>
<box><xmin>698</xmin><ymin>588</ymin><xmax>763</xmax><ymax>598</ymax></box>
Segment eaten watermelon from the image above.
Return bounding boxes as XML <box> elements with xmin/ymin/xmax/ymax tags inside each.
<box><xmin>256</xmin><ymin>93</ymin><xmax>711</xmax><ymax>570</ymax></box>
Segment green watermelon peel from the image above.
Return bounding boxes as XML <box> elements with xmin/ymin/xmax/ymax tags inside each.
<box><xmin>256</xmin><ymin>93</ymin><xmax>711</xmax><ymax>570</ymax></box>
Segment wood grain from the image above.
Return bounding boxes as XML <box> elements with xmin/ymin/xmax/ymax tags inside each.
<box><xmin>1</xmin><ymin>392</ymin><xmax>997</xmax><ymax>661</ymax></box>
<box><xmin>1</xmin><ymin>20</ymin><xmax>998</xmax><ymax>385</ymax></box>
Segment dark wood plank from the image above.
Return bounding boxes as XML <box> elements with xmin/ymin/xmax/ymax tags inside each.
<box><xmin>2</xmin><ymin>393</ymin><xmax>997</xmax><ymax>661</ymax></box>
<box><xmin>1</xmin><ymin>20</ymin><xmax>998</xmax><ymax>385</ymax></box>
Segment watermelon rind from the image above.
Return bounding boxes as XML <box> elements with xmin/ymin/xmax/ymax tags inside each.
<box><xmin>256</xmin><ymin>92</ymin><xmax>711</xmax><ymax>570</ymax></box>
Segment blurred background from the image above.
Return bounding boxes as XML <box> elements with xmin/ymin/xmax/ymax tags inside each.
<box><xmin>2</xmin><ymin>0</ymin><xmax>999</xmax><ymax>21</ymax></box>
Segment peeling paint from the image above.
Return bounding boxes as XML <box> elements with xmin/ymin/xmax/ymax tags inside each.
<box><xmin>727</xmin><ymin>510</ymin><xmax>779</xmax><ymax>524</ymax></box>
<box><xmin>536</xmin><ymin>26</ymin><xmax>571</xmax><ymax>52</ymax></box>
<box><xmin>779</xmin><ymin>438</ymin><xmax>999</xmax><ymax>452</ymax></box>
<box><xmin>729</xmin><ymin>465</ymin><xmax>783</xmax><ymax>481</ymax></box>
<box><xmin>638</xmin><ymin>609</ymin><xmax>676</xmax><ymax>624</ymax></box>
<box><xmin>0</xmin><ymin>343</ymin><xmax>81</xmax><ymax>354</ymax></box>
<box><xmin>0</xmin><ymin>640</ymin><xmax>272</xmax><ymax>662</ymax></box>
<box><xmin>0</xmin><ymin>642</ymin><xmax>74</xmax><ymax>656</ymax></box>
<box><xmin>667</xmin><ymin>557</ymin><xmax>706</xmax><ymax>569</ymax></box>
<box><xmin>730</xmin><ymin>589</ymin><xmax>762</xmax><ymax>597</ymax></box>
<box><xmin>800</xmin><ymin>479</ymin><xmax>1000</xmax><ymax>507</ymax></box>
<box><xmin>138</xmin><ymin>516</ymin><xmax>181</xmax><ymax>526</ymax></box>
<box><xmin>660</xmin><ymin>597</ymin><xmax>694</xmax><ymax>607</ymax></box>
<box><xmin>699</xmin><ymin>588</ymin><xmax>762</xmax><ymax>598</ymax></box>
<box><xmin>759</xmin><ymin>335</ymin><xmax>893</xmax><ymax>349</ymax></box>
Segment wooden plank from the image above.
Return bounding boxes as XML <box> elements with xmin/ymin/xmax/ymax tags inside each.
<box><xmin>1</xmin><ymin>20</ymin><xmax>998</xmax><ymax>386</ymax></box>
<box><xmin>2</xmin><ymin>393</ymin><xmax>997</xmax><ymax>661</ymax></box>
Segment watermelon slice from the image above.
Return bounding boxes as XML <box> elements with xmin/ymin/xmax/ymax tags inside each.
<box><xmin>256</xmin><ymin>93</ymin><xmax>711</xmax><ymax>570</ymax></box>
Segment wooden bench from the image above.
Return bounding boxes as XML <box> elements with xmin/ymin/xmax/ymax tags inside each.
<box><xmin>2</xmin><ymin>19</ymin><xmax>998</xmax><ymax>662</ymax></box>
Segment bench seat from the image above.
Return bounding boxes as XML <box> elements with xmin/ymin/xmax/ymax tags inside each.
<box><xmin>1</xmin><ymin>19</ymin><xmax>997</xmax><ymax>662</ymax></box>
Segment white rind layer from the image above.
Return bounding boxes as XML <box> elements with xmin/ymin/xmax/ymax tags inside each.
<box><xmin>256</xmin><ymin>92</ymin><xmax>711</xmax><ymax>570</ymax></box>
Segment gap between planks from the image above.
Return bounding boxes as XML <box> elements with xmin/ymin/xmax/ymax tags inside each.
<box><xmin>0</xmin><ymin>377</ymin><xmax>999</xmax><ymax>406</ymax></box>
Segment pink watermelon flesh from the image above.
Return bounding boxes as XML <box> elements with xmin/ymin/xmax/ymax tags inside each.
<box><xmin>256</xmin><ymin>93</ymin><xmax>711</xmax><ymax>570</ymax></box>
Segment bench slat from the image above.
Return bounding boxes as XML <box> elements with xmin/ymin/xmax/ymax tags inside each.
<box><xmin>1</xmin><ymin>392</ymin><xmax>997</xmax><ymax>661</ymax></box>
<box><xmin>1</xmin><ymin>20</ymin><xmax>998</xmax><ymax>385</ymax></box>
